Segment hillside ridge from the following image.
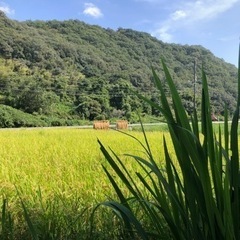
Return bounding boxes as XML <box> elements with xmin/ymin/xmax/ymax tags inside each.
<box><xmin>0</xmin><ymin>10</ymin><xmax>238</xmax><ymax>127</ymax></box>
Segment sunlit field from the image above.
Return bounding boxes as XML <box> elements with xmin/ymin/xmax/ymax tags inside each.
<box><xmin>0</xmin><ymin>127</ymin><xmax>171</xmax><ymax>239</ymax></box>
<box><xmin>0</xmin><ymin>128</ymin><xmax>168</xmax><ymax>200</ymax></box>
<box><xmin>0</xmin><ymin>124</ymin><xmax>236</xmax><ymax>239</ymax></box>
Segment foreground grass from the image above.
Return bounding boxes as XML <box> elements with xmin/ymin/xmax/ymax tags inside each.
<box><xmin>98</xmin><ymin>55</ymin><xmax>240</xmax><ymax>239</ymax></box>
<box><xmin>0</xmin><ymin>128</ymin><xmax>168</xmax><ymax>239</ymax></box>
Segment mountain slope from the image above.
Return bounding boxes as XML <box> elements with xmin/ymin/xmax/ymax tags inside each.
<box><xmin>0</xmin><ymin>11</ymin><xmax>238</xmax><ymax>126</ymax></box>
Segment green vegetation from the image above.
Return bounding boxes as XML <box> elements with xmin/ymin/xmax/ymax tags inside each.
<box><xmin>0</xmin><ymin>128</ymin><xmax>167</xmax><ymax>239</ymax></box>
<box><xmin>1</xmin><ymin>8</ymin><xmax>240</xmax><ymax>239</ymax></box>
<box><xmin>0</xmin><ymin>56</ymin><xmax>238</xmax><ymax>238</ymax></box>
<box><xmin>0</xmin><ymin>104</ymin><xmax>47</xmax><ymax>127</ymax></box>
<box><xmin>98</xmin><ymin>54</ymin><xmax>240</xmax><ymax>239</ymax></box>
<box><xmin>0</xmin><ymin>10</ymin><xmax>238</xmax><ymax>127</ymax></box>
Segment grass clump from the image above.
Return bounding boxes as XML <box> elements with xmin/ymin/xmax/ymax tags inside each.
<box><xmin>97</xmin><ymin>49</ymin><xmax>240</xmax><ymax>239</ymax></box>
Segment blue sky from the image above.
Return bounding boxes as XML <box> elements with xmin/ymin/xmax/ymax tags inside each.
<box><xmin>0</xmin><ymin>0</ymin><xmax>239</xmax><ymax>67</ymax></box>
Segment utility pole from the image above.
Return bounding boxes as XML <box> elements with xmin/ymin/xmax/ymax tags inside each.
<box><xmin>193</xmin><ymin>58</ymin><xmax>197</xmax><ymax>111</ymax></box>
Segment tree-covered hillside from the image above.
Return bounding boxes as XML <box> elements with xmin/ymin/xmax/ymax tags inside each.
<box><xmin>0</xmin><ymin>10</ymin><xmax>238</xmax><ymax>127</ymax></box>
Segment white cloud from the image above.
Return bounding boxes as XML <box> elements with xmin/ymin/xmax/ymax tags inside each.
<box><xmin>155</xmin><ymin>26</ymin><xmax>173</xmax><ymax>42</ymax></box>
<box><xmin>152</xmin><ymin>0</ymin><xmax>240</xmax><ymax>42</ymax></box>
<box><xmin>83</xmin><ymin>3</ymin><xmax>103</xmax><ymax>18</ymax></box>
<box><xmin>0</xmin><ymin>2</ymin><xmax>14</xmax><ymax>15</ymax></box>
<box><xmin>181</xmin><ymin>0</ymin><xmax>239</xmax><ymax>22</ymax></box>
<box><xmin>171</xmin><ymin>10</ymin><xmax>187</xmax><ymax>20</ymax></box>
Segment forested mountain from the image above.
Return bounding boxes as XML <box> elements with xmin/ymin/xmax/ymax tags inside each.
<box><xmin>0</xmin><ymin>10</ymin><xmax>238</xmax><ymax>127</ymax></box>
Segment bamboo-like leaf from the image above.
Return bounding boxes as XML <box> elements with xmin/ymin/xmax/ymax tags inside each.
<box><xmin>102</xmin><ymin>165</ymin><xmax>130</xmax><ymax>208</ymax></box>
<box><xmin>224</xmin><ymin>106</ymin><xmax>229</xmax><ymax>157</ymax></box>
<box><xmin>128</xmin><ymin>154</ymin><xmax>188</xmax><ymax>226</ymax></box>
<box><xmin>98</xmin><ymin>51</ymin><xmax>240</xmax><ymax>239</ymax></box>
<box><xmin>20</xmin><ymin>200</ymin><xmax>39</xmax><ymax>240</ymax></box>
<box><xmin>134</xmin><ymin>172</ymin><xmax>168</xmax><ymax>235</ymax></box>
<box><xmin>161</xmin><ymin>60</ymin><xmax>191</xmax><ymax>130</ymax></box>
<box><xmin>151</xmin><ymin>67</ymin><xmax>175</xmax><ymax>124</ymax></box>
<box><xmin>229</xmin><ymin>44</ymin><xmax>240</xmax><ymax>239</ymax></box>
<box><xmin>1</xmin><ymin>199</ymin><xmax>7</xmax><ymax>239</ymax></box>
<box><xmin>98</xmin><ymin>139</ymin><xmax>138</xmax><ymax>196</ymax></box>
<box><xmin>223</xmin><ymin>151</ymin><xmax>235</xmax><ymax>239</ymax></box>
<box><xmin>191</xmin><ymin>109</ymin><xmax>200</xmax><ymax>138</ymax></box>
<box><xmin>201</xmin><ymin>70</ymin><xmax>215</xmax><ymax>158</ymax></box>
<box><xmin>102</xmin><ymin>201</ymin><xmax>148</xmax><ymax>240</ymax></box>
<box><xmin>163</xmin><ymin>137</ymin><xmax>181</xmax><ymax>226</ymax></box>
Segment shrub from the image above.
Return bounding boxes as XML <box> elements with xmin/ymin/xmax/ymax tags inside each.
<box><xmin>0</xmin><ymin>105</ymin><xmax>47</xmax><ymax>128</ymax></box>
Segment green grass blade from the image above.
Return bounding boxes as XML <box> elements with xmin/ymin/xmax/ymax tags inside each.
<box><xmin>229</xmin><ymin>44</ymin><xmax>240</xmax><ymax>239</ymax></box>
<box><xmin>161</xmin><ymin>59</ymin><xmax>191</xmax><ymax>130</ymax></box>
<box><xmin>20</xmin><ymin>200</ymin><xmax>39</xmax><ymax>240</ymax></box>
<box><xmin>191</xmin><ymin>109</ymin><xmax>200</xmax><ymax>138</ymax></box>
<box><xmin>98</xmin><ymin>51</ymin><xmax>240</xmax><ymax>239</ymax></box>
<box><xmin>102</xmin><ymin>201</ymin><xmax>149</xmax><ymax>240</ymax></box>
<box><xmin>223</xmin><ymin>148</ymin><xmax>235</xmax><ymax>239</ymax></box>
<box><xmin>102</xmin><ymin>165</ymin><xmax>130</xmax><ymax>208</ymax></box>
<box><xmin>98</xmin><ymin>139</ymin><xmax>139</xmax><ymax>196</ymax></box>
<box><xmin>1</xmin><ymin>199</ymin><xmax>7</xmax><ymax>238</ymax></box>
<box><xmin>151</xmin><ymin>67</ymin><xmax>175</xmax><ymax>124</ymax></box>
<box><xmin>224</xmin><ymin>106</ymin><xmax>229</xmax><ymax>156</ymax></box>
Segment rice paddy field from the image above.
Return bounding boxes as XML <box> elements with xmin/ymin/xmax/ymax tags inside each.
<box><xmin>0</xmin><ymin>127</ymin><xmax>172</xmax><ymax>239</ymax></box>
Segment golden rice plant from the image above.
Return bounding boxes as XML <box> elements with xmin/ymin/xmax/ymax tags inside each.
<box><xmin>0</xmin><ymin>128</ymin><xmax>168</xmax><ymax>239</ymax></box>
